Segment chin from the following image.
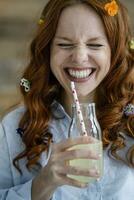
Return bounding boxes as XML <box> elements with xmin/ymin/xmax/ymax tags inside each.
<box><xmin>77</xmin><ymin>87</ymin><xmax>95</xmax><ymax>96</ymax></box>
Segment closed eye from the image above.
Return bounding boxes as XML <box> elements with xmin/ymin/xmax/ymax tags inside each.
<box><xmin>87</xmin><ymin>44</ymin><xmax>103</xmax><ymax>48</ymax></box>
<box><xmin>57</xmin><ymin>43</ymin><xmax>103</xmax><ymax>49</ymax></box>
<box><xmin>57</xmin><ymin>43</ymin><xmax>74</xmax><ymax>49</ymax></box>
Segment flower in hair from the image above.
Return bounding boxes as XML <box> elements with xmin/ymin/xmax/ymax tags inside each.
<box><xmin>123</xmin><ymin>104</ymin><xmax>134</xmax><ymax>116</ymax></box>
<box><xmin>104</xmin><ymin>0</ymin><xmax>119</xmax><ymax>16</ymax></box>
<box><xmin>16</xmin><ymin>128</ymin><xmax>24</xmax><ymax>137</ymax></box>
<box><xmin>20</xmin><ymin>78</ymin><xmax>31</xmax><ymax>92</ymax></box>
<box><xmin>129</xmin><ymin>39</ymin><xmax>134</xmax><ymax>50</ymax></box>
<box><xmin>38</xmin><ymin>18</ymin><xmax>45</xmax><ymax>25</ymax></box>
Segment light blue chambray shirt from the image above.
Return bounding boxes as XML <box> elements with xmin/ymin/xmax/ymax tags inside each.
<box><xmin>0</xmin><ymin>101</ymin><xmax>134</xmax><ymax>200</ymax></box>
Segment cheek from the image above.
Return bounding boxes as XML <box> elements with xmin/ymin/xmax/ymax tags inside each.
<box><xmin>98</xmin><ymin>50</ymin><xmax>111</xmax><ymax>70</ymax></box>
<box><xmin>105</xmin><ymin>52</ymin><xmax>111</xmax><ymax>72</ymax></box>
<box><xmin>50</xmin><ymin>48</ymin><xmax>67</xmax><ymax>68</ymax></box>
<box><xmin>50</xmin><ymin>48</ymin><xmax>66</xmax><ymax>79</ymax></box>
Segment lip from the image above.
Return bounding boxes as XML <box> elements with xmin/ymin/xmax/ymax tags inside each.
<box><xmin>64</xmin><ymin>67</ymin><xmax>96</xmax><ymax>83</ymax></box>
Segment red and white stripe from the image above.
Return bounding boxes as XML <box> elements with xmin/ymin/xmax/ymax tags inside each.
<box><xmin>70</xmin><ymin>81</ymin><xmax>87</xmax><ymax>136</ymax></box>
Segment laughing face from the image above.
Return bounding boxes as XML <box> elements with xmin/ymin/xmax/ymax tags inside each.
<box><xmin>50</xmin><ymin>4</ymin><xmax>111</xmax><ymax>99</ymax></box>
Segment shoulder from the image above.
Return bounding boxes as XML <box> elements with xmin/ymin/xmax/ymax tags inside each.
<box><xmin>116</xmin><ymin>132</ymin><xmax>134</xmax><ymax>161</ymax></box>
<box><xmin>1</xmin><ymin>106</ymin><xmax>26</xmax><ymax>129</ymax></box>
<box><xmin>123</xmin><ymin>132</ymin><xmax>134</xmax><ymax>147</ymax></box>
<box><xmin>0</xmin><ymin>106</ymin><xmax>26</xmax><ymax>159</ymax></box>
<box><xmin>118</xmin><ymin>132</ymin><xmax>134</xmax><ymax>146</ymax></box>
<box><xmin>0</xmin><ymin>106</ymin><xmax>26</xmax><ymax>149</ymax></box>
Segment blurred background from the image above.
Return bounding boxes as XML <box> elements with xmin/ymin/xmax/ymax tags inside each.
<box><xmin>0</xmin><ymin>0</ymin><xmax>133</xmax><ymax>118</ymax></box>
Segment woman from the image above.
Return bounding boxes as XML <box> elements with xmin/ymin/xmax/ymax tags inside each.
<box><xmin>0</xmin><ymin>0</ymin><xmax>134</xmax><ymax>199</ymax></box>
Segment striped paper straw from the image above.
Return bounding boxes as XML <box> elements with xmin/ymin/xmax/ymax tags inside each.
<box><xmin>70</xmin><ymin>81</ymin><xmax>87</xmax><ymax>136</ymax></box>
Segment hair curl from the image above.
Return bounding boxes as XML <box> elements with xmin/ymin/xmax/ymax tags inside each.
<box><xmin>13</xmin><ymin>0</ymin><xmax>134</xmax><ymax>173</ymax></box>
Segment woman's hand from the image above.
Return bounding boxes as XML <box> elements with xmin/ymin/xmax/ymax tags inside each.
<box><xmin>45</xmin><ymin>136</ymin><xmax>100</xmax><ymax>188</ymax></box>
<box><xmin>32</xmin><ymin>136</ymin><xmax>100</xmax><ymax>200</ymax></box>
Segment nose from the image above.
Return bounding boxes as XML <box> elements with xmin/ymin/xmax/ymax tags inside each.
<box><xmin>71</xmin><ymin>45</ymin><xmax>89</xmax><ymax>65</ymax></box>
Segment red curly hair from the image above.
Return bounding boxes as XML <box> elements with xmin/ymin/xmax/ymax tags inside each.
<box><xmin>13</xmin><ymin>0</ymin><xmax>134</xmax><ymax>173</ymax></box>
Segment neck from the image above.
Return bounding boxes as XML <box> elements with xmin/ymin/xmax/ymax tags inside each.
<box><xmin>60</xmin><ymin>89</ymin><xmax>95</xmax><ymax>117</ymax></box>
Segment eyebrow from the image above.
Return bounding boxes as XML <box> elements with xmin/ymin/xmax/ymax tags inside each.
<box><xmin>55</xmin><ymin>36</ymin><xmax>106</xmax><ymax>42</ymax></box>
<box><xmin>55</xmin><ymin>36</ymin><xmax>73</xmax><ymax>42</ymax></box>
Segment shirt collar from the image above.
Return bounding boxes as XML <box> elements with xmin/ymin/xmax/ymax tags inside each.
<box><xmin>51</xmin><ymin>100</ymin><xmax>71</xmax><ymax>121</ymax></box>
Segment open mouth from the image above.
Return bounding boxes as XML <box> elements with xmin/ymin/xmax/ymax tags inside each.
<box><xmin>64</xmin><ymin>68</ymin><xmax>96</xmax><ymax>81</ymax></box>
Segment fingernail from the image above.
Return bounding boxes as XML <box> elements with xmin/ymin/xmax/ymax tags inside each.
<box><xmin>86</xmin><ymin>136</ymin><xmax>96</xmax><ymax>142</ymax></box>
<box><xmin>98</xmin><ymin>154</ymin><xmax>102</xmax><ymax>158</ymax></box>
<box><xmin>95</xmin><ymin>170</ymin><xmax>100</xmax><ymax>175</ymax></box>
<box><xmin>94</xmin><ymin>165</ymin><xmax>98</xmax><ymax>170</ymax></box>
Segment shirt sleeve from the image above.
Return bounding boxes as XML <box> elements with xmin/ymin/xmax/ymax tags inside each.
<box><xmin>0</xmin><ymin>181</ymin><xmax>32</xmax><ymax>200</ymax></box>
<box><xmin>0</xmin><ymin>122</ymin><xmax>33</xmax><ymax>200</ymax></box>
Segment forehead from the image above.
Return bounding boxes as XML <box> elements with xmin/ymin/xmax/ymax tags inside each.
<box><xmin>54</xmin><ymin>4</ymin><xmax>106</xmax><ymax>40</ymax></box>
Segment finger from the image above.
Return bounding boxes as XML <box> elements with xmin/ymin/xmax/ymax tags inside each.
<box><xmin>58</xmin><ymin>173</ymin><xmax>89</xmax><ymax>188</ymax></box>
<box><xmin>53</xmin><ymin>148</ymin><xmax>100</xmax><ymax>163</ymax></box>
<box><xmin>58</xmin><ymin>165</ymin><xmax>100</xmax><ymax>178</ymax></box>
<box><xmin>52</xmin><ymin>136</ymin><xmax>97</xmax><ymax>152</ymax></box>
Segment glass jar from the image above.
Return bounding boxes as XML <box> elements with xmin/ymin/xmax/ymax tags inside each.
<box><xmin>68</xmin><ymin>103</ymin><xmax>103</xmax><ymax>183</ymax></box>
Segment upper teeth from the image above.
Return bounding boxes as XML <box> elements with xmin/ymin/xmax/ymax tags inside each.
<box><xmin>68</xmin><ymin>69</ymin><xmax>92</xmax><ymax>78</ymax></box>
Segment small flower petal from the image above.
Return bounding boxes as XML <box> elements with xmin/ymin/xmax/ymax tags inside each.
<box><xmin>38</xmin><ymin>19</ymin><xmax>45</xmax><ymax>25</ymax></box>
<box><xmin>20</xmin><ymin>78</ymin><xmax>31</xmax><ymax>93</ymax></box>
<box><xmin>104</xmin><ymin>0</ymin><xmax>119</xmax><ymax>16</ymax></box>
<box><xmin>123</xmin><ymin>104</ymin><xmax>134</xmax><ymax>116</ymax></box>
<box><xmin>129</xmin><ymin>39</ymin><xmax>134</xmax><ymax>50</ymax></box>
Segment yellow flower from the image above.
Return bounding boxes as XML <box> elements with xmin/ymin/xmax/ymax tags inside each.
<box><xmin>129</xmin><ymin>39</ymin><xmax>134</xmax><ymax>50</ymax></box>
<box><xmin>38</xmin><ymin>19</ymin><xmax>45</xmax><ymax>25</ymax></box>
<box><xmin>104</xmin><ymin>0</ymin><xmax>119</xmax><ymax>16</ymax></box>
